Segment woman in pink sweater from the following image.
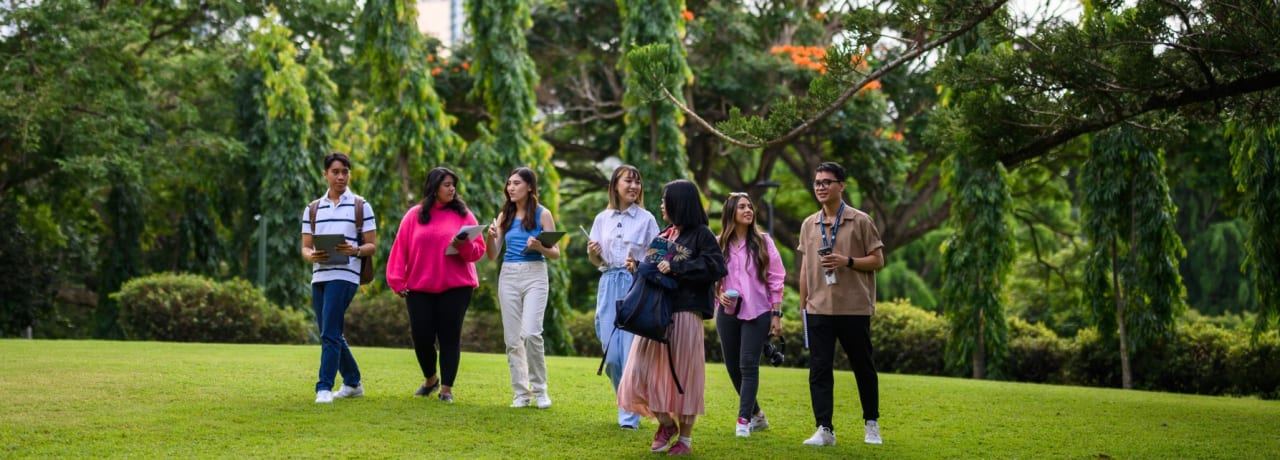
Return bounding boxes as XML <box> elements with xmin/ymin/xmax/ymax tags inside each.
<box><xmin>386</xmin><ymin>167</ymin><xmax>486</xmax><ymax>403</ymax></box>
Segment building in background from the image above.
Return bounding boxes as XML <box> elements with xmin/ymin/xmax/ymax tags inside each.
<box><xmin>418</xmin><ymin>0</ymin><xmax>467</xmax><ymax>47</ymax></box>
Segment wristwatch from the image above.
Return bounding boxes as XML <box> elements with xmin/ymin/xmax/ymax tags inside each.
<box><xmin>771</xmin><ymin>310</ymin><xmax>783</xmax><ymax>318</ymax></box>
<box><xmin>846</xmin><ymin>256</ymin><xmax>854</xmax><ymax>268</ymax></box>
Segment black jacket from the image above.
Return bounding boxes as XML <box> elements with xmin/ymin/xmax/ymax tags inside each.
<box><xmin>663</xmin><ymin>225</ymin><xmax>728</xmax><ymax>319</ymax></box>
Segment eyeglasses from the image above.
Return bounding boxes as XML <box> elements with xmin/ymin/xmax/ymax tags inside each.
<box><xmin>812</xmin><ymin>179</ymin><xmax>842</xmax><ymax>189</ymax></box>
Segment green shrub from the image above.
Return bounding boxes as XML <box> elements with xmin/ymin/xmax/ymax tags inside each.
<box><xmin>871</xmin><ymin>299</ymin><xmax>948</xmax><ymax>375</ymax></box>
<box><xmin>1004</xmin><ymin>318</ymin><xmax>1068</xmax><ymax>383</ymax></box>
<box><xmin>345</xmin><ymin>290</ymin><xmax>411</xmax><ymax>348</ymax></box>
<box><xmin>114</xmin><ymin>273</ymin><xmax>308</xmax><ymax>344</ymax></box>
<box><xmin>569</xmin><ymin>310</ymin><xmax>601</xmax><ymax>357</ymax></box>
<box><xmin>1225</xmin><ymin>331</ymin><xmax>1280</xmax><ymax>398</ymax></box>
<box><xmin>462</xmin><ymin>311</ymin><xmax>505</xmax><ymax>353</ymax></box>
<box><xmin>1063</xmin><ymin>327</ymin><xmax>1120</xmax><ymax>388</ymax></box>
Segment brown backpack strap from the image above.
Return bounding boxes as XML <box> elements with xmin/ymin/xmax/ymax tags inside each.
<box><xmin>308</xmin><ymin>199</ymin><xmax>321</xmax><ymax>234</ymax></box>
<box><xmin>354</xmin><ymin>196</ymin><xmax>365</xmax><ymax>236</ymax></box>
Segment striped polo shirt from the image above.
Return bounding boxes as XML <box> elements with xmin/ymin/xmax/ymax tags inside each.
<box><xmin>300</xmin><ymin>189</ymin><xmax>377</xmax><ymax>285</ymax></box>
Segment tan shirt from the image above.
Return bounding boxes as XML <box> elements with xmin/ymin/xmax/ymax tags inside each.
<box><xmin>797</xmin><ymin>205</ymin><xmax>883</xmax><ymax>315</ymax></box>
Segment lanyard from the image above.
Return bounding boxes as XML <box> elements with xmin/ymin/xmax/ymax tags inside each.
<box><xmin>820</xmin><ymin>203</ymin><xmax>845</xmax><ymax>249</ymax></box>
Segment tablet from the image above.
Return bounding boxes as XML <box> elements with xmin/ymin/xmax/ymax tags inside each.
<box><xmin>445</xmin><ymin>224</ymin><xmax>489</xmax><ymax>255</ymax></box>
<box><xmin>534</xmin><ymin>231</ymin><xmax>566</xmax><ymax>248</ymax></box>
<box><xmin>312</xmin><ymin>234</ymin><xmax>350</xmax><ymax>265</ymax></box>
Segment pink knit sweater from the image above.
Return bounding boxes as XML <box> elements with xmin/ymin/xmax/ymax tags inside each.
<box><xmin>385</xmin><ymin>204</ymin><xmax>486</xmax><ymax>294</ymax></box>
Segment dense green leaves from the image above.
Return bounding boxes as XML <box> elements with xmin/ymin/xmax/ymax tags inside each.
<box><xmin>1080</xmin><ymin>127</ymin><xmax>1186</xmax><ymax>388</ymax></box>
<box><xmin>618</xmin><ymin>0</ymin><xmax>693</xmax><ymax>208</ymax></box>
<box><xmin>1227</xmin><ymin>122</ymin><xmax>1280</xmax><ymax>334</ymax></box>
<box><xmin>468</xmin><ymin>0</ymin><xmax>573</xmax><ymax>354</ymax></box>
<box><xmin>356</xmin><ymin>0</ymin><xmax>464</xmax><ymax>273</ymax></box>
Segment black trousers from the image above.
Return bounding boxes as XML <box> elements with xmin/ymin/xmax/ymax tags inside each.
<box><xmin>406</xmin><ymin>287</ymin><xmax>473</xmax><ymax>387</ymax></box>
<box><xmin>715</xmin><ymin>308</ymin><xmax>772</xmax><ymax>419</ymax></box>
<box><xmin>807</xmin><ymin>314</ymin><xmax>878</xmax><ymax>430</ymax></box>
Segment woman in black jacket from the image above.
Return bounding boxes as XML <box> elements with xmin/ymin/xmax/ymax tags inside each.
<box><xmin>617</xmin><ymin>180</ymin><xmax>727</xmax><ymax>456</ymax></box>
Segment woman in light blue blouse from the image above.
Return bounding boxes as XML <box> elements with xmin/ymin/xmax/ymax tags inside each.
<box><xmin>586</xmin><ymin>165</ymin><xmax>659</xmax><ymax>429</ymax></box>
<box><xmin>486</xmin><ymin>167</ymin><xmax>561</xmax><ymax>409</ymax></box>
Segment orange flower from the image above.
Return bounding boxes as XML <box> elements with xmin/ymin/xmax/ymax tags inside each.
<box><xmin>682</xmin><ymin>10</ymin><xmax>694</xmax><ymax>21</ymax></box>
<box><xmin>427</xmin><ymin>55</ymin><xmax>435</xmax><ymax>63</ymax></box>
<box><xmin>461</xmin><ymin>62</ymin><xmax>470</xmax><ymax>70</ymax></box>
<box><xmin>431</xmin><ymin>67</ymin><xmax>441</xmax><ymax>76</ymax></box>
<box><xmin>859</xmin><ymin>80</ymin><xmax>882</xmax><ymax>95</ymax></box>
<box><xmin>891</xmin><ymin>132</ymin><xmax>904</xmax><ymax>141</ymax></box>
<box><xmin>815</xmin><ymin>12</ymin><xmax>828</xmax><ymax>20</ymax></box>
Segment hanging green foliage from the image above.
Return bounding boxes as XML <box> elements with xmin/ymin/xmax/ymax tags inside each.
<box><xmin>618</xmin><ymin>0</ymin><xmax>692</xmax><ymax>214</ymax></box>
<box><xmin>1080</xmin><ymin>127</ymin><xmax>1186</xmax><ymax>389</ymax></box>
<box><xmin>1226</xmin><ymin>122</ymin><xmax>1280</xmax><ymax>334</ymax></box>
<box><xmin>940</xmin><ymin>143</ymin><xmax>1014</xmax><ymax>379</ymax></box>
<box><xmin>355</xmin><ymin>0</ymin><xmax>464</xmax><ymax>274</ymax></box>
<box><xmin>304</xmin><ymin>40</ymin><xmax>339</xmax><ymax>177</ymax></box>
<box><xmin>467</xmin><ymin>0</ymin><xmax>573</xmax><ymax>355</ymax></box>
<box><xmin>247</xmin><ymin>10</ymin><xmax>315</xmax><ymax>309</ymax></box>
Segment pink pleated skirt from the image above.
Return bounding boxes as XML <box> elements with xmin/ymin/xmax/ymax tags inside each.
<box><xmin>617</xmin><ymin>311</ymin><xmax>705</xmax><ymax>420</ymax></box>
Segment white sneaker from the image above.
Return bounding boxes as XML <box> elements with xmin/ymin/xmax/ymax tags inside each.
<box><xmin>314</xmin><ymin>390</ymin><xmax>334</xmax><ymax>404</ymax></box>
<box><xmin>333</xmin><ymin>384</ymin><xmax>364</xmax><ymax>399</ymax></box>
<box><xmin>803</xmin><ymin>426</ymin><xmax>835</xmax><ymax>446</ymax></box>
<box><xmin>735</xmin><ymin>417</ymin><xmax>751</xmax><ymax>437</ymax></box>
<box><xmin>749</xmin><ymin>413</ymin><xmax>770</xmax><ymax>432</ymax></box>
<box><xmin>510</xmin><ymin>396</ymin><xmax>532</xmax><ymax>408</ymax></box>
<box><xmin>864</xmin><ymin>420</ymin><xmax>882</xmax><ymax>444</ymax></box>
<box><xmin>534</xmin><ymin>394</ymin><xmax>552</xmax><ymax>409</ymax></box>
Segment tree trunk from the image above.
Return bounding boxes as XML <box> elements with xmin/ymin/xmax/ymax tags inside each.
<box><xmin>972</xmin><ymin>315</ymin><xmax>987</xmax><ymax>379</ymax></box>
<box><xmin>649</xmin><ymin>104</ymin><xmax>659</xmax><ymax>161</ymax></box>
<box><xmin>398</xmin><ymin>151</ymin><xmax>412</xmax><ymax>203</ymax></box>
<box><xmin>1113</xmin><ymin>237</ymin><xmax>1133</xmax><ymax>389</ymax></box>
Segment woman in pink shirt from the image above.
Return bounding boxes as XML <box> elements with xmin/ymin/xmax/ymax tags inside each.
<box><xmin>714</xmin><ymin>192</ymin><xmax>786</xmax><ymax>437</ymax></box>
<box><xmin>386</xmin><ymin>167</ymin><xmax>486</xmax><ymax>403</ymax></box>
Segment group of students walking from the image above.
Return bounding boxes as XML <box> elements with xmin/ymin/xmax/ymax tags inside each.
<box><xmin>301</xmin><ymin>152</ymin><xmax>885</xmax><ymax>455</ymax></box>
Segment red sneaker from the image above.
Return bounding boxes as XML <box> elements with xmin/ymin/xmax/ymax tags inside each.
<box><xmin>667</xmin><ymin>439</ymin><xmax>691</xmax><ymax>456</ymax></box>
<box><xmin>650</xmin><ymin>424</ymin><xmax>678</xmax><ymax>453</ymax></box>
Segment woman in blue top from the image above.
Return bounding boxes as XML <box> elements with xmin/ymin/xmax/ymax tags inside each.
<box><xmin>486</xmin><ymin>167</ymin><xmax>561</xmax><ymax>409</ymax></box>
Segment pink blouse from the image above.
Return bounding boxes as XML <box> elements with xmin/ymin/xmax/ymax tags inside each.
<box><xmin>720</xmin><ymin>234</ymin><xmax>786</xmax><ymax>320</ymax></box>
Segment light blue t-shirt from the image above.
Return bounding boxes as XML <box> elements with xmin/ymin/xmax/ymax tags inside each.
<box><xmin>503</xmin><ymin>207</ymin><xmax>545</xmax><ymax>263</ymax></box>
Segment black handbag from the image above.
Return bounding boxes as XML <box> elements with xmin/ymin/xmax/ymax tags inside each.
<box><xmin>614</xmin><ymin>262</ymin><xmax>678</xmax><ymax>343</ymax></box>
<box><xmin>596</xmin><ymin>237</ymin><xmax>687</xmax><ymax>393</ymax></box>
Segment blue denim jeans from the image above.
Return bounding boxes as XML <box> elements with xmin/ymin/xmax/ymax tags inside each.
<box><xmin>594</xmin><ymin>268</ymin><xmax>641</xmax><ymax>427</ymax></box>
<box><xmin>313</xmin><ymin>280</ymin><xmax>361</xmax><ymax>392</ymax></box>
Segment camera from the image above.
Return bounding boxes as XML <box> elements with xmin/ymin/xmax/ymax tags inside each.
<box><xmin>763</xmin><ymin>335</ymin><xmax>786</xmax><ymax>367</ymax></box>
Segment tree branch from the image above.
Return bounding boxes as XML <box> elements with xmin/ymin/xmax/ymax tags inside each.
<box><xmin>660</xmin><ymin>0</ymin><xmax>1009</xmax><ymax>149</ymax></box>
<box><xmin>1000</xmin><ymin>68</ymin><xmax>1280</xmax><ymax>167</ymax></box>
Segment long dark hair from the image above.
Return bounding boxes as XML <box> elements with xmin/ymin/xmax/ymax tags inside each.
<box><xmin>418</xmin><ymin>167</ymin><xmax>469</xmax><ymax>224</ymax></box>
<box><xmin>607</xmin><ymin>165</ymin><xmax>644</xmax><ymax>210</ymax></box>
<box><xmin>499</xmin><ymin>167</ymin><xmax>540</xmax><ymax>232</ymax></box>
<box><xmin>661</xmin><ymin>180</ymin><xmax>708</xmax><ymax>229</ymax></box>
<box><xmin>717</xmin><ymin>193</ymin><xmax>769</xmax><ymax>283</ymax></box>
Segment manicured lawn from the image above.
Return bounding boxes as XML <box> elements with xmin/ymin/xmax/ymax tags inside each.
<box><xmin>1</xmin><ymin>339</ymin><xmax>1277</xmax><ymax>458</ymax></box>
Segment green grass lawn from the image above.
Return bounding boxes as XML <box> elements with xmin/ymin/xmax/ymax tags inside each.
<box><xmin>1</xmin><ymin>339</ymin><xmax>1277</xmax><ymax>459</ymax></box>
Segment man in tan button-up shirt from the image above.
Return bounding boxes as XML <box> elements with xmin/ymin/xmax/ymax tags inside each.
<box><xmin>797</xmin><ymin>162</ymin><xmax>885</xmax><ymax>447</ymax></box>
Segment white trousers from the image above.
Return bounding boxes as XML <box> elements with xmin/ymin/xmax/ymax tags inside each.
<box><xmin>499</xmin><ymin>261</ymin><xmax>549</xmax><ymax>398</ymax></box>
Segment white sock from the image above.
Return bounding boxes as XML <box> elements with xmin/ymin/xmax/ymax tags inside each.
<box><xmin>678</xmin><ymin>436</ymin><xmax>692</xmax><ymax>446</ymax></box>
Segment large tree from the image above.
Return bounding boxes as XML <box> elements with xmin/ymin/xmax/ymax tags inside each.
<box><xmin>1081</xmin><ymin>127</ymin><xmax>1186</xmax><ymax>389</ymax></box>
<box><xmin>467</xmin><ymin>0</ymin><xmax>574</xmax><ymax>354</ymax></box>
<box><xmin>355</xmin><ymin>0</ymin><xmax>464</xmax><ymax>274</ymax></box>
<box><xmin>617</xmin><ymin>0</ymin><xmax>693</xmax><ymax>211</ymax></box>
<box><xmin>246</xmin><ymin>11</ymin><xmax>317</xmax><ymax>308</ymax></box>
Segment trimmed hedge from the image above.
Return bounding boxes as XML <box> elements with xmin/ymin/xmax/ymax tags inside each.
<box><xmin>113</xmin><ymin>273</ymin><xmax>308</xmax><ymax>344</ymax></box>
<box><xmin>307</xmin><ymin>288</ymin><xmax>1280</xmax><ymax>400</ymax></box>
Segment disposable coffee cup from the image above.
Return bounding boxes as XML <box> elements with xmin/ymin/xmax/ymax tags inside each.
<box><xmin>724</xmin><ymin>289</ymin><xmax>741</xmax><ymax>315</ymax></box>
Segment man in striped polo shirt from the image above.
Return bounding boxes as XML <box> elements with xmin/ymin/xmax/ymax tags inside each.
<box><xmin>300</xmin><ymin>152</ymin><xmax>377</xmax><ymax>403</ymax></box>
